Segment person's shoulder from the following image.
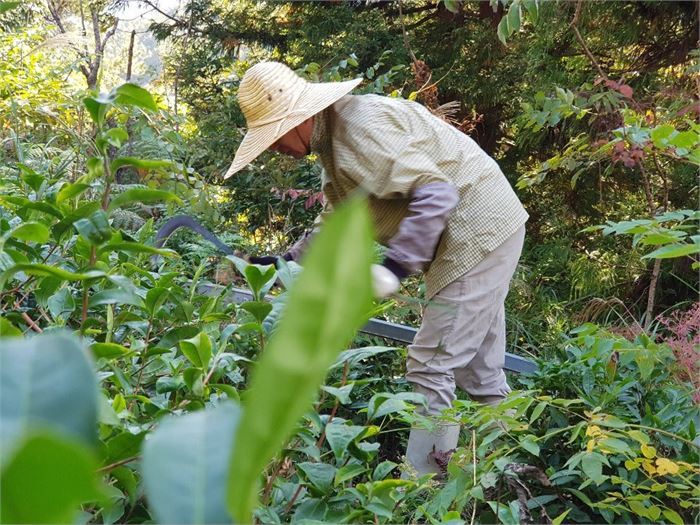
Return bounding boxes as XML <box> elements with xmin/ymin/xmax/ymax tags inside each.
<box><xmin>333</xmin><ymin>94</ymin><xmax>419</xmax><ymax>130</ymax></box>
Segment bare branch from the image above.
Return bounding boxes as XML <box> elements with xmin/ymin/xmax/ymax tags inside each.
<box><xmin>570</xmin><ymin>0</ymin><xmax>608</xmax><ymax>81</ymax></box>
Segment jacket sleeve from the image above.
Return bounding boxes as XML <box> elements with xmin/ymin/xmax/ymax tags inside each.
<box><xmin>382</xmin><ymin>181</ymin><xmax>459</xmax><ymax>277</ymax></box>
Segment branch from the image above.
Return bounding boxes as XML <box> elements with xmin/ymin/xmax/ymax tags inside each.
<box><xmin>398</xmin><ymin>0</ymin><xmax>417</xmax><ymax>63</ymax></box>
<box><xmin>46</xmin><ymin>0</ymin><xmax>67</xmax><ymax>33</ymax></box>
<box><xmin>138</xmin><ymin>0</ymin><xmax>186</xmax><ymax>26</ymax></box>
<box><xmin>569</xmin><ymin>0</ymin><xmax>608</xmax><ymax>81</ymax></box>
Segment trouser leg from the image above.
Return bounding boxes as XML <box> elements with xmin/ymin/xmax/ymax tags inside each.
<box><xmin>402</xmin><ymin>227</ymin><xmax>525</xmax><ymax>476</ymax></box>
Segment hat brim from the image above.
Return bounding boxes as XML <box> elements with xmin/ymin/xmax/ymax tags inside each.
<box><xmin>223</xmin><ymin>77</ymin><xmax>362</xmax><ymax>179</ymax></box>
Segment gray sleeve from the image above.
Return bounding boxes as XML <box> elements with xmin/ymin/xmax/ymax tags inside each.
<box><xmin>383</xmin><ymin>182</ymin><xmax>459</xmax><ymax>274</ymax></box>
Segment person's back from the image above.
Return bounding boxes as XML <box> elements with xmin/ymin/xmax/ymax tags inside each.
<box><xmin>314</xmin><ymin>93</ymin><xmax>528</xmax><ymax>298</ymax></box>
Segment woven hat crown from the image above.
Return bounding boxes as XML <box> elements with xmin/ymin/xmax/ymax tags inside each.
<box><xmin>238</xmin><ymin>62</ymin><xmax>308</xmax><ymax>129</ymax></box>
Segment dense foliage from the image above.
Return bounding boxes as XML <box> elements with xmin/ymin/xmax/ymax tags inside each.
<box><xmin>1</xmin><ymin>1</ymin><xmax>698</xmax><ymax>524</ymax></box>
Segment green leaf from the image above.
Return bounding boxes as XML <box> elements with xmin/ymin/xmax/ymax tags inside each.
<box><xmin>109</xmin><ymin>157</ymin><xmax>174</xmax><ymax>175</ymax></box>
<box><xmin>0</xmin><ymin>318</ymin><xmax>22</xmax><ymax>337</ymax></box>
<box><xmin>519</xmin><ymin>435</ymin><xmax>540</xmax><ymax>456</ymax></box>
<box><xmin>643</xmin><ymin>242</ymin><xmax>700</xmax><ymax>259</ymax></box>
<box><xmin>56</xmin><ymin>182</ymin><xmax>91</xmax><ymax>204</ymax></box>
<box><xmin>114</xmin><ymin>83</ymin><xmax>158</xmax><ymax>112</ymax></box>
<box><xmin>142</xmin><ymin>402</ymin><xmax>239</xmax><ymax>524</ymax></box>
<box><xmin>0</xmin><ymin>432</ymin><xmax>101</xmax><ymax>523</ymax></box>
<box><xmin>145</xmin><ymin>287</ymin><xmax>170</xmax><ymax>316</ymax></box>
<box><xmin>497</xmin><ymin>16</ymin><xmax>509</xmax><ymax>44</ymax></box>
<box><xmin>226</xmin><ymin>195</ymin><xmax>374</xmax><ymax>523</ymax></box>
<box><xmin>86</xmin><ymin>157</ymin><xmax>104</xmax><ymax>179</ymax></box>
<box><xmin>581</xmin><ymin>452</ymin><xmax>606</xmax><ymax>485</ymax></box>
<box><xmin>0</xmin><ymin>333</ymin><xmax>97</xmax><ymax>456</ymax></box>
<box><xmin>443</xmin><ymin>0</ymin><xmax>460</xmax><ymax>13</ymax></box>
<box><xmin>662</xmin><ymin>508</ymin><xmax>684</xmax><ymax>525</ymax></box>
<box><xmin>244</xmin><ymin>264</ymin><xmax>277</xmax><ymax>300</ymax></box>
<box><xmin>320</xmin><ymin>384</ymin><xmax>354</xmax><ymax>405</ymax></box>
<box><xmin>507</xmin><ymin>2</ymin><xmax>521</xmax><ymax>33</ymax></box>
<box><xmin>331</xmin><ymin>346</ymin><xmax>397</xmax><ymax>369</ymax></box>
<box><xmin>0</xmin><ymin>1</ymin><xmax>20</xmax><ymax>14</ymax></box>
<box><xmin>97</xmin><ymin>242</ymin><xmax>178</xmax><ymax>258</ymax></box>
<box><xmin>83</xmin><ymin>96</ymin><xmax>111</xmax><ymax>128</ymax></box>
<box><xmin>669</xmin><ymin>130</ymin><xmax>698</xmax><ymax>150</ymax></box>
<box><xmin>180</xmin><ymin>332</ymin><xmax>212</xmax><ymax>368</ymax></box>
<box><xmin>0</xmin><ymin>263</ymin><xmax>105</xmax><ymax>289</ymax></box>
<box><xmin>297</xmin><ymin>462</ymin><xmax>336</xmax><ymax>493</ymax></box>
<box><xmin>325</xmin><ymin>424</ymin><xmax>366</xmax><ymax>461</ymax></box>
<box><xmin>91</xmin><ymin>342</ymin><xmax>131</xmax><ymax>360</ymax></box>
<box><xmin>650</xmin><ymin>124</ymin><xmax>675</xmax><ymax>148</ymax></box>
<box><xmin>47</xmin><ymin>287</ymin><xmax>76</xmax><ymax>318</ymax></box>
<box><xmin>52</xmin><ymin>202</ymin><xmax>101</xmax><ymax>240</ymax></box>
<box><xmin>628</xmin><ymin>500</ymin><xmax>650</xmax><ymax>519</ymax></box>
<box><xmin>334</xmin><ymin>464</ymin><xmax>366</xmax><ymax>485</ymax></box>
<box><xmin>599</xmin><ymin>437</ymin><xmax>632</xmax><ymax>455</ymax></box>
<box><xmin>107</xmin><ymin>187</ymin><xmax>181</xmax><ymax>211</ymax></box>
<box><xmin>9</xmin><ymin>222</ymin><xmax>50</xmax><ymax>243</ymax></box>
<box><xmin>529</xmin><ymin>401</ymin><xmax>547</xmax><ymax>423</ymax></box>
<box><xmin>104</xmin><ymin>127</ymin><xmax>129</xmax><ymax>148</ymax></box>
<box><xmin>74</xmin><ymin>210</ymin><xmax>111</xmax><ymax>245</ymax></box>
<box><xmin>239</xmin><ymin>301</ymin><xmax>273</xmax><ymax>324</ymax></box>
<box><xmin>552</xmin><ymin>509</ymin><xmax>571</xmax><ymax>525</ymax></box>
<box><xmin>0</xmin><ymin>196</ymin><xmax>63</xmax><ymax>220</ymax></box>
<box><xmin>105</xmin><ymin>431</ymin><xmax>145</xmax><ymax>463</ymax></box>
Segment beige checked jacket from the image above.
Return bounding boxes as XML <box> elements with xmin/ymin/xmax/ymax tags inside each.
<box><xmin>308</xmin><ymin>94</ymin><xmax>528</xmax><ymax>299</ymax></box>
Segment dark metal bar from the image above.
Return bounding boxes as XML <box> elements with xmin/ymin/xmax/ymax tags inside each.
<box><xmin>199</xmin><ymin>284</ymin><xmax>538</xmax><ymax>374</ymax></box>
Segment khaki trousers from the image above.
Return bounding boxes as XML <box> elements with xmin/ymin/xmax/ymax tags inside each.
<box><xmin>406</xmin><ymin>226</ymin><xmax>525</xmax><ymax>415</ymax></box>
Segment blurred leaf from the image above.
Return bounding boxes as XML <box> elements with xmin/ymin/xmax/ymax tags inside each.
<box><xmin>107</xmin><ymin>187</ymin><xmax>181</xmax><ymax>211</ymax></box>
<box><xmin>143</xmin><ymin>402</ymin><xmax>240</xmax><ymax>524</ymax></box>
<box><xmin>0</xmin><ymin>332</ymin><xmax>97</xmax><ymax>458</ymax></box>
<box><xmin>109</xmin><ymin>158</ymin><xmax>174</xmax><ymax>175</ymax></box>
<box><xmin>0</xmin><ymin>432</ymin><xmax>101</xmax><ymax>524</ymax></box>
<box><xmin>0</xmin><ymin>1</ymin><xmax>20</xmax><ymax>14</ymax></box>
<box><xmin>227</xmin><ymin>195</ymin><xmax>374</xmax><ymax>523</ymax></box>
<box><xmin>56</xmin><ymin>183</ymin><xmax>90</xmax><ymax>204</ymax></box>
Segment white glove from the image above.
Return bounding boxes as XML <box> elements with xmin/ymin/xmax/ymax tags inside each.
<box><xmin>371</xmin><ymin>264</ymin><xmax>400</xmax><ymax>299</ymax></box>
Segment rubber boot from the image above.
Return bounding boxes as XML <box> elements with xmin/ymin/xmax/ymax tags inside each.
<box><xmin>402</xmin><ymin>423</ymin><xmax>460</xmax><ymax>479</ymax></box>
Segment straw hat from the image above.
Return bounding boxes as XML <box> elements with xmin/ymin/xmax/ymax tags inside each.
<box><xmin>223</xmin><ymin>62</ymin><xmax>362</xmax><ymax>179</ymax></box>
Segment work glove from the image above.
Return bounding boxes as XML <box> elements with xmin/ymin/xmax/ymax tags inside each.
<box><xmin>249</xmin><ymin>255</ymin><xmax>404</xmax><ymax>299</ymax></box>
<box><xmin>247</xmin><ymin>254</ymin><xmax>293</xmax><ymax>266</ymax></box>
<box><xmin>371</xmin><ymin>258</ymin><xmax>408</xmax><ymax>299</ymax></box>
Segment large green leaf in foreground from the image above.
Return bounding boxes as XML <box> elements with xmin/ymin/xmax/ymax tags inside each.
<box><xmin>226</xmin><ymin>195</ymin><xmax>374</xmax><ymax>523</ymax></box>
<box><xmin>0</xmin><ymin>332</ymin><xmax>98</xmax><ymax>457</ymax></box>
<box><xmin>143</xmin><ymin>403</ymin><xmax>241</xmax><ymax>524</ymax></box>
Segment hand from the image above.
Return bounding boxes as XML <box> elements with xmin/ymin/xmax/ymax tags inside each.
<box><xmin>371</xmin><ymin>264</ymin><xmax>400</xmax><ymax>299</ymax></box>
<box><xmin>248</xmin><ymin>255</ymin><xmax>279</xmax><ymax>266</ymax></box>
<box><xmin>247</xmin><ymin>253</ymin><xmax>293</xmax><ymax>266</ymax></box>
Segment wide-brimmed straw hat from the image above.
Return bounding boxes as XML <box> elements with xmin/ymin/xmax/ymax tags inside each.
<box><xmin>223</xmin><ymin>62</ymin><xmax>362</xmax><ymax>179</ymax></box>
